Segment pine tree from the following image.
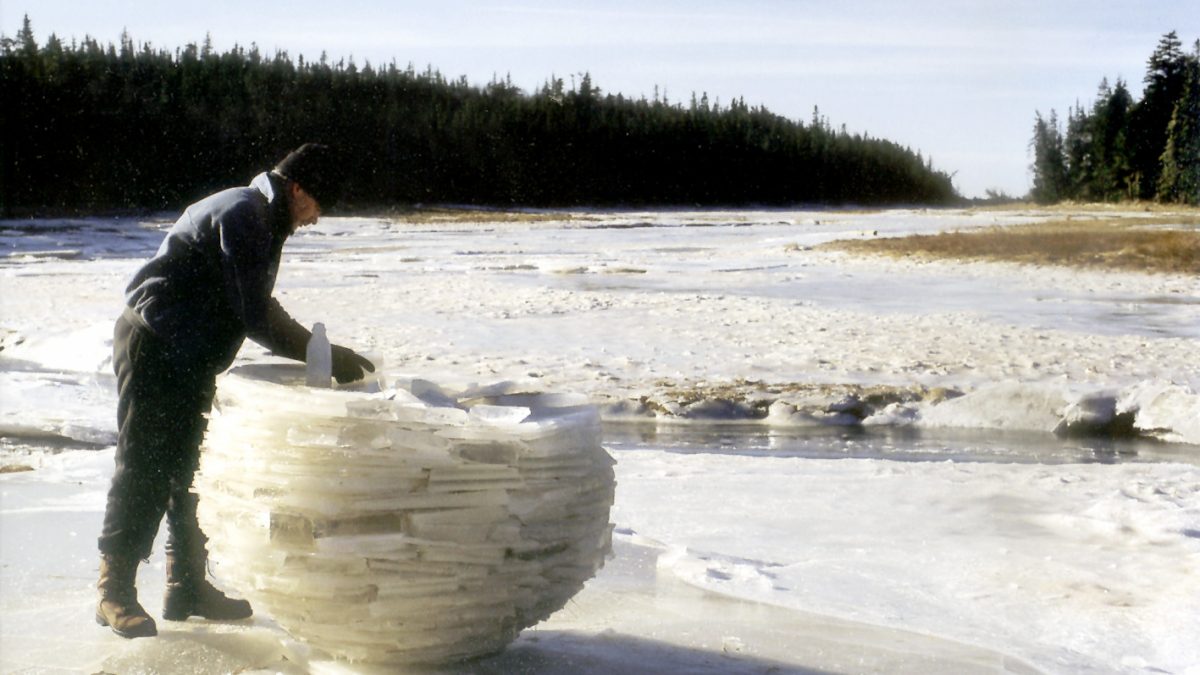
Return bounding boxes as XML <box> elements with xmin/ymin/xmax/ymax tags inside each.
<box><xmin>1089</xmin><ymin>79</ymin><xmax>1134</xmax><ymax>200</ymax></box>
<box><xmin>1062</xmin><ymin>102</ymin><xmax>1091</xmax><ymax>199</ymax></box>
<box><xmin>1030</xmin><ymin>110</ymin><xmax>1068</xmax><ymax>203</ymax></box>
<box><xmin>1130</xmin><ymin>31</ymin><xmax>1187</xmax><ymax>200</ymax></box>
<box><xmin>17</xmin><ymin>14</ymin><xmax>36</xmax><ymax>55</ymax></box>
<box><xmin>1157</xmin><ymin>40</ymin><xmax>1200</xmax><ymax>204</ymax></box>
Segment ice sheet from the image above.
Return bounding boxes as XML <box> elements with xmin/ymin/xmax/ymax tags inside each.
<box><xmin>4</xmin><ymin>444</ymin><xmax>1195</xmax><ymax>673</ymax></box>
<box><xmin>2</xmin><ymin>207</ymin><xmax>1198</xmax><ymax>672</ymax></box>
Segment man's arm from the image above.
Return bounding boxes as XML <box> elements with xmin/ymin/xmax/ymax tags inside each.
<box><xmin>253</xmin><ymin>299</ymin><xmax>310</xmax><ymax>361</ymax></box>
<box><xmin>254</xmin><ymin>299</ymin><xmax>376</xmax><ymax>383</ymax></box>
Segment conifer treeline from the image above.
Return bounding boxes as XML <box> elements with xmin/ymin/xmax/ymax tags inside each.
<box><xmin>1</xmin><ymin>19</ymin><xmax>957</xmax><ymax>214</ymax></box>
<box><xmin>1030</xmin><ymin>31</ymin><xmax>1200</xmax><ymax>205</ymax></box>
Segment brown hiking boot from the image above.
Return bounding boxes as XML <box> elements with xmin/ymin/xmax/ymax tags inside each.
<box><xmin>162</xmin><ymin>552</ymin><xmax>252</xmax><ymax>622</ymax></box>
<box><xmin>96</xmin><ymin>553</ymin><xmax>157</xmax><ymax>638</ymax></box>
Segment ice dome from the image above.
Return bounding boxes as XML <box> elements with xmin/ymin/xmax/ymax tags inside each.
<box><xmin>194</xmin><ymin>364</ymin><xmax>615</xmax><ymax>665</ymax></box>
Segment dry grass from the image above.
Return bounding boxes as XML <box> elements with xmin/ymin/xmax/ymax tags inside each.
<box><xmin>824</xmin><ymin>216</ymin><xmax>1200</xmax><ymax>274</ymax></box>
<box><xmin>0</xmin><ymin>464</ymin><xmax>34</xmax><ymax>474</ymax></box>
<box><xmin>378</xmin><ymin>207</ymin><xmax>580</xmax><ymax>224</ymax></box>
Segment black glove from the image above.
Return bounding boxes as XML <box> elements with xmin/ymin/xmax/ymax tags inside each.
<box><xmin>330</xmin><ymin>344</ymin><xmax>375</xmax><ymax>384</ymax></box>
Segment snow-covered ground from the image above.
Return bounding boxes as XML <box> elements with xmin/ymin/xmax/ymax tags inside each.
<box><xmin>1</xmin><ymin>207</ymin><xmax>1198</xmax><ymax>673</ymax></box>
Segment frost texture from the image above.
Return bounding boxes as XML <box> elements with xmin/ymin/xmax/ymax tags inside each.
<box><xmin>194</xmin><ymin>365</ymin><xmax>615</xmax><ymax>666</ymax></box>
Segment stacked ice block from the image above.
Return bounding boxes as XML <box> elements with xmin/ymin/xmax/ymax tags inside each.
<box><xmin>193</xmin><ymin>364</ymin><xmax>615</xmax><ymax>665</ymax></box>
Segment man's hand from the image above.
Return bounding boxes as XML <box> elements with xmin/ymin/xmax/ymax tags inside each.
<box><xmin>330</xmin><ymin>345</ymin><xmax>375</xmax><ymax>384</ymax></box>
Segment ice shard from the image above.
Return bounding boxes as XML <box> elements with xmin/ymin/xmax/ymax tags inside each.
<box><xmin>194</xmin><ymin>364</ymin><xmax>615</xmax><ymax>666</ymax></box>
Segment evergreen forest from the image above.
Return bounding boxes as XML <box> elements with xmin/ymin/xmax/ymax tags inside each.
<box><xmin>1030</xmin><ymin>31</ymin><xmax>1200</xmax><ymax>205</ymax></box>
<box><xmin>1</xmin><ymin>18</ymin><xmax>957</xmax><ymax>215</ymax></box>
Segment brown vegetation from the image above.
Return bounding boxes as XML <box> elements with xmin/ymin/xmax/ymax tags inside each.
<box><xmin>0</xmin><ymin>464</ymin><xmax>34</xmax><ymax>474</ymax></box>
<box><xmin>379</xmin><ymin>207</ymin><xmax>580</xmax><ymax>224</ymax></box>
<box><xmin>825</xmin><ymin>215</ymin><xmax>1200</xmax><ymax>274</ymax></box>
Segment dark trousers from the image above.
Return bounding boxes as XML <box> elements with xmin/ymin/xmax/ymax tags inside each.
<box><xmin>98</xmin><ymin>309</ymin><xmax>217</xmax><ymax>561</ymax></box>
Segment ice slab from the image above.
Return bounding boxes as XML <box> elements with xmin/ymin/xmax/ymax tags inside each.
<box><xmin>195</xmin><ymin>364</ymin><xmax>616</xmax><ymax>667</ymax></box>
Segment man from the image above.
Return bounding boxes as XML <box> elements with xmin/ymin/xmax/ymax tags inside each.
<box><xmin>96</xmin><ymin>143</ymin><xmax>375</xmax><ymax>638</ymax></box>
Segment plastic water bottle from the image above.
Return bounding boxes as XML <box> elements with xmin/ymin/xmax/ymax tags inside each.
<box><xmin>305</xmin><ymin>322</ymin><xmax>332</xmax><ymax>388</ymax></box>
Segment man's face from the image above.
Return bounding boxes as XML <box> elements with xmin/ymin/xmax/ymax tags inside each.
<box><xmin>288</xmin><ymin>183</ymin><xmax>321</xmax><ymax>232</ymax></box>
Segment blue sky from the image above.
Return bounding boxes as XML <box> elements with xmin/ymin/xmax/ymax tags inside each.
<box><xmin>4</xmin><ymin>1</ymin><xmax>1197</xmax><ymax>199</ymax></box>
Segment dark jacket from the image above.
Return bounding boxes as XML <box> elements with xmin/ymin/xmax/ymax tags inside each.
<box><xmin>124</xmin><ymin>172</ymin><xmax>308</xmax><ymax>373</ymax></box>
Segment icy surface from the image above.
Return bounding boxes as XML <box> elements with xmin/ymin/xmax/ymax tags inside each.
<box><xmin>3</xmin><ymin>208</ymin><xmax>1199</xmax><ymax>446</ymax></box>
<box><xmin>2</xmin><ymin>207</ymin><xmax>1199</xmax><ymax>673</ymax></box>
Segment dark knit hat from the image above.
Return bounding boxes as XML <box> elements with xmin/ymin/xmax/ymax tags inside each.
<box><xmin>274</xmin><ymin>143</ymin><xmax>341</xmax><ymax>208</ymax></box>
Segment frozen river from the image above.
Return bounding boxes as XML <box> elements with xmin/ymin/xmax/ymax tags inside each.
<box><xmin>605</xmin><ymin>422</ymin><xmax>1200</xmax><ymax>466</ymax></box>
<box><xmin>2</xmin><ymin>206</ymin><xmax>1198</xmax><ymax>673</ymax></box>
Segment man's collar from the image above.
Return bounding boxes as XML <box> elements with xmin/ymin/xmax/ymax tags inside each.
<box><xmin>251</xmin><ymin>172</ymin><xmax>293</xmax><ymax>236</ymax></box>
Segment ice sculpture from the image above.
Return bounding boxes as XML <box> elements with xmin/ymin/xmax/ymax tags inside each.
<box><xmin>193</xmin><ymin>364</ymin><xmax>616</xmax><ymax>665</ymax></box>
